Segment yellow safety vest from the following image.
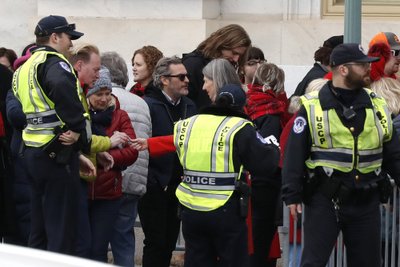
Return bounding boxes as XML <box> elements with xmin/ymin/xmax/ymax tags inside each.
<box><xmin>12</xmin><ymin>50</ymin><xmax>86</xmax><ymax>147</ymax></box>
<box><xmin>301</xmin><ymin>89</ymin><xmax>392</xmax><ymax>174</ymax></box>
<box><xmin>174</xmin><ymin>114</ymin><xmax>252</xmax><ymax>211</ymax></box>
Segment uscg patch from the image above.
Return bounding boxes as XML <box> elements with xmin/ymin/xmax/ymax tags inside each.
<box><xmin>293</xmin><ymin>116</ymin><xmax>307</xmax><ymax>134</ymax></box>
<box><xmin>59</xmin><ymin>62</ymin><xmax>71</xmax><ymax>73</ymax></box>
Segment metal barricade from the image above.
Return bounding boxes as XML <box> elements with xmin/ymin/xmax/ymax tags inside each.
<box><xmin>281</xmin><ymin>186</ymin><xmax>400</xmax><ymax>267</ymax></box>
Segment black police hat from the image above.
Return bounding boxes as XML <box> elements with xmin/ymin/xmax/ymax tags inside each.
<box><xmin>217</xmin><ymin>84</ymin><xmax>246</xmax><ymax>109</ymax></box>
<box><xmin>34</xmin><ymin>15</ymin><xmax>84</xmax><ymax>40</ymax></box>
<box><xmin>330</xmin><ymin>43</ymin><xmax>380</xmax><ymax>67</ymax></box>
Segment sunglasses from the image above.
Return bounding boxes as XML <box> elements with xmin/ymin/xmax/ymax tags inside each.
<box><xmin>343</xmin><ymin>62</ymin><xmax>371</xmax><ymax>69</ymax></box>
<box><xmin>164</xmin><ymin>73</ymin><xmax>190</xmax><ymax>81</ymax></box>
<box><xmin>391</xmin><ymin>49</ymin><xmax>400</xmax><ymax>57</ymax></box>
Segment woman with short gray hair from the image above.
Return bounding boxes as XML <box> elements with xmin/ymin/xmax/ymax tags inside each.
<box><xmin>101</xmin><ymin>51</ymin><xmax>152</xmax><ymax>267</ymax></box>
<box><xmin>101</xmin><ymin>52</ymin><xmax>129</xmax><ymax>88</ymax></box>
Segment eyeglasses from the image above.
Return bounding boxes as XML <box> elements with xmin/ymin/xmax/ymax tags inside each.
<box><xmin>343</xmin><ymin>62</ymin><xmax>371</xmax><ymax>69</ymax></box>
<box><xmin>391</xmin><ymin>49</ymin><xmax>400</xmax><ymax>57</ymax></box>
<box><xmin>245</xmin><ymin>59</ymin><xmax>265</xmax><ymax>66</ymax></box>
<box><xmin>164</xmin><ymin>73</ymin><xmax>190</xmax><ymax>81</ymax></box>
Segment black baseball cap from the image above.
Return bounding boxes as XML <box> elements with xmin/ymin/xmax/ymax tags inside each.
<box><xmin>34</xmin><ymin>15</ymin><xmax>84</xmax><ymax>40</ymax></box>
<box><xmin>330</xmin><ymin>43</ymin><xmax>380</xmax><ymax>67</ymax></box>
<box><xmin>323</xmin><ymin>35</ymin><xmax>344</xmax><ymax>49</ymax></box>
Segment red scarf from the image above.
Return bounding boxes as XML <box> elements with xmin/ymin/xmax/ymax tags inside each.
<box><xmin>130</xmin><ymin>82</ymin><xmax>145</xmax><ymax>97</ymax></box>
<box><xmin>245</xmin><ymin>84</ymin><xmax>290</xmax><ymax>127</ymax></box>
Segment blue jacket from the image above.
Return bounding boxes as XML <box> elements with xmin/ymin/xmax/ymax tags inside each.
<box><xmin>144</xmin><ymin>83</ymin><xmax>197</xmax><ymax>188</ymax></box>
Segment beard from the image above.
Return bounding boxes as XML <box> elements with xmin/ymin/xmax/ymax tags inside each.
<box><xmin>344</xmin><ymin>67</ymin><xmax>371</xmax><ymax>89</ymax></box>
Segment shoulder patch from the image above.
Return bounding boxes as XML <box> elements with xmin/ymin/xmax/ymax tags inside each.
<box><xmin>256</xmin><ymin>132</ymin><xmax>280</xmax><ymax>147</ymax></box>
<box><xmin>59</xmin><ymin>62</ymin><xmax>71</xmax><ymax>73</ymax></box>
<box><xmin>293</xmin><ymin>116</ymin><xmax>307</xmax><ymax>134</ymax></box>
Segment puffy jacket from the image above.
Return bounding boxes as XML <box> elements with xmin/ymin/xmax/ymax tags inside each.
<box><xmin>112</xmin><ymin>85</ymin><xmax>151</xmax><ymax>196</ymax></box>
<box><xmin>88</xmin><ymin>96</ymin><xmax>138</xmax><ymax>199</ymax></box>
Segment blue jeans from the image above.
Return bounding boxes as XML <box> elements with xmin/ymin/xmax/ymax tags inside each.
<box><xmin>111</xmin><ymin>193</ymin><xmax>140</xmax><ymax>267</ymax></box>
<box><xmin>289</xmin><ymin>244</ymin><xmax>301</xmax><ymax>267</ymax></box>
<box><xmin>89</xmin><ymin>198</ymin><xmax>122</xmax><ymax>262</ymax></box>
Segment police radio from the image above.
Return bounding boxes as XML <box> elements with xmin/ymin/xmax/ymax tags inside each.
<box><xmin>342</xmin><ymin>106</ymin><xmax>356</xmax><ymax>120</ymax></box>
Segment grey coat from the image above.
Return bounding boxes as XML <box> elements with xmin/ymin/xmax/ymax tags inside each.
<box><xmin>112</xmin><ymin>85</ymin><xmax>151</xmax><ymax>196</ymax></box>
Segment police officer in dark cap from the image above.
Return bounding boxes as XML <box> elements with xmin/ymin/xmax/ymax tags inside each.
<box><xmin>282</xmin><ymin>43</ymin><xmax>400</xmax><ymax>266</ymax></box>
<box><xmin>12</xmin><ymin>15</ymin><xmax>93</xmax><ymax>254</ymax></box>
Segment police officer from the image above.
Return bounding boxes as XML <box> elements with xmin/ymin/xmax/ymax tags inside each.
<box><xmin>12</xmin><ymin>15</ymin><xmax>89</xmax><ymax>254</ymax></box>
<box><xmin>174</xmin><ymin>83</ymin><xmax>280</xmax><ymax>267</ymax></box>
<box><xmin>282</xmin><ymin>43</ymin><xmax>400</xmax><ymax>267</ymax></box>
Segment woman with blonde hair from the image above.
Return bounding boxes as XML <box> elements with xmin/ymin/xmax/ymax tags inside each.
<box><xmin>183</xmin><ymin>24</ymin><xmax>251</xmax><ymax>108</ymax></box>
<box><xmin>370</xmin><ymin>77</ymin><xmax>400</xmax><ymax>116</ymax></box>
<box><xmin>244</xmin><ymin>62</ymin><xmax>289</xmax><ymax>267</ymax></box>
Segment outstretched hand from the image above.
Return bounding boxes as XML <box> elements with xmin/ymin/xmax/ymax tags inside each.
<box><xmin>110</xmin><ymin>131</ymin><xmax>131</xmax><ymax>148</ymax></box>
<box><xmin>130</xmin><ymin>138</ymin><xmax>148</xmax><ymax>151</ymax></box>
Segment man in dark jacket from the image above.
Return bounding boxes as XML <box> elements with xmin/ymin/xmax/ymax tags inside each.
<box><xmin>138</xmin><ymin>56</ymin><xmax>196</xmax><ymax>267</ymax></box>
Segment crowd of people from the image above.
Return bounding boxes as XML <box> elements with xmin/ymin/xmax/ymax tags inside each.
<box><xmin>1</xmin><ymin>14</ymin><xmax>400</xmax><ymax>267</ymax></box>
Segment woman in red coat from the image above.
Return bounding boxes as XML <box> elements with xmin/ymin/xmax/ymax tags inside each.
<box><xmin>86</xmin><ymin>67</ymin><xmax>138</xmax><ymax>262</ymax></box>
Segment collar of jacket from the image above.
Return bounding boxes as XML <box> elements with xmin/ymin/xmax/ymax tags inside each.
<box><xmin>318</xmin><ymin>81</ymin><xmax>373</xmax><ymax>111</ymax></box>
<box><xmin>200</xmin><ymin>105</ymin><xmax>250</xmax><ymax>120</ymax></box>
<box><xmin>31</xmin><ymin>45</ymin><xmax>58</xmax><ymax>54</ymax></box>
<box><xmin>145</xmin><ymin>82</ymin><xmax>184</xmax><ymax>107</ymax></box>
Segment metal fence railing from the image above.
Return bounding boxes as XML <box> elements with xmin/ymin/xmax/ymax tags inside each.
<box><xmin>280</xmin><ymin>185</ymin><xmax>400</xmax><ymax>267</ymax></box>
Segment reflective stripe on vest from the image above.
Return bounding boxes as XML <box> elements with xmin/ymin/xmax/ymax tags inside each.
<box><xmin>12</xmin><ymin>51</ymin><xmax>82</xmax><ymax>147</ymax></box>
<box><xmin>301</xmin><ymin>89</ymin><xmax>392</xmax><ymax>174</ymax></box>
<box><xmin>174</xmin><ymin>114</ymin><xmax>252</xmax><ymax>211</ymax></box>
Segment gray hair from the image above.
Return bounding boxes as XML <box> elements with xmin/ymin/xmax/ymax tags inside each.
<box><xmin>202</xmin><ymin>58</ymin><xmax>241</xmax><ymax>93</ymax></box>
<box><xmin>152</xmin><ymin>56</ymin><xmax>182</xmax><ymax>88</ymax></box>
<box><xmin>253</xmin><ymin>63</ymin><xmax>285</xmax><ymax>93</ymax></box>
<box><xmin>101</xmin><ymin>51</ymin><xmax>129</xmax><ymax>87</ymax></box>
